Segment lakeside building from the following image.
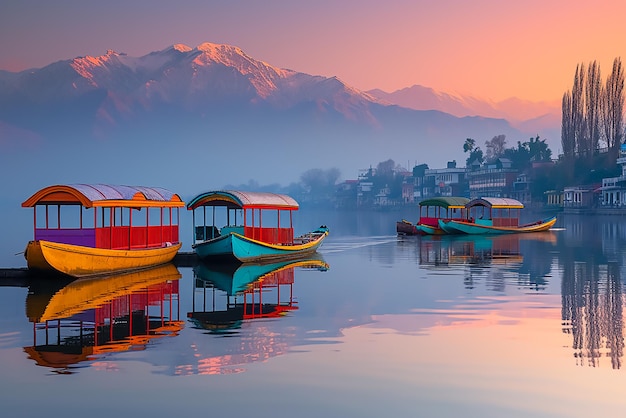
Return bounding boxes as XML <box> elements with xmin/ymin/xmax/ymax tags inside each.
<box><xmin>599</xmin><ymin>143</ymin><xmax>626</xmax><ymax>208</ymax></box>
<box><xmin>467</xmin><ymin>158</ymin><xmax>518</xmax><ymax>199</ymax></box>
<box><xmin>563</xmin><ymin>185</ymin><xmax>597</xmax><ymax>213</ymax></box>
<box><xmin>422</xmin><ymin>161</ymin><xmax>467</xmax><ymax>198</ymax></box>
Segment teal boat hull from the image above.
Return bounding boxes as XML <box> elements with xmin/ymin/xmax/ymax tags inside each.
<box><xmin>192</xmin><ymin>228</ymin><xmax>329</xmax><ymax>263</ymax></box>
<box><xmin>438</xmin><ymin>216</ymin><xmax>557</xmax><ymax>235</ymax></box>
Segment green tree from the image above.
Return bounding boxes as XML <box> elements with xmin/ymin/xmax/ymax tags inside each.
<box><xmin>463</xmin><ymin>138</ymin><xmax>483</xmax><ymax>167</ymax></box>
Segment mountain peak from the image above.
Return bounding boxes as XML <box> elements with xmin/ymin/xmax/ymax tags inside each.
<box><xmin>171</xmin><ymin>43</ymin><xmax>192</xmax><ymax>53</ymax></box>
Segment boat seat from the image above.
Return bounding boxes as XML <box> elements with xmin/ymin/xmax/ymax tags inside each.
<box><xmin>195</xmin><ymin>226</ymin><xmax>220</xmax><ymax>240</ymax></box>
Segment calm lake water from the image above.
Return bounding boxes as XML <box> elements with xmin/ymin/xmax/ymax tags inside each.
<box><xmin>2</xmin><ymin>209</ymin><xmax>626</xmax><ymax>417</ymax></box>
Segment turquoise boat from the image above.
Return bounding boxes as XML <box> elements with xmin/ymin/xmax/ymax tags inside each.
<box><xmin>187</xmin><ymin>190</ymin><xmax>328</xmax><ymax>263</ymax></box>
<box><xmin>438</xmin><ymin>197</ymin><xmax>557</xmax><ymax>235</ymax></box>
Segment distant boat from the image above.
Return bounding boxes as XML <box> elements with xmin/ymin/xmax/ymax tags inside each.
<box><xmin>397</xmin><ymin>196</ymin><xmax>469</xmax><ymax>235</ymax></box>
<box><xmin>438</xmin><ymin>197</ymin><xmax>557</xmax><ymax>235</ymax></box>
<box><xmin>187</xmin><ymin>190</ymin><xmax>328</xmax><ymax>263</ymax></box>
<box><xmin>22</xmin><ymin>184</ymin><xmax>185</xmax><ymax>277</ymax></box>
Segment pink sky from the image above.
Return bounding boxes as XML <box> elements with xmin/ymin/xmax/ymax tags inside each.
<box><xmin>1</xmin><ymin>0</ymin><xmax>625</xmax><ymax>102</ymax></box>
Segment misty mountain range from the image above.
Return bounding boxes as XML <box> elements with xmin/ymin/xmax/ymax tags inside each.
<box><xmin>0</xmin><ymin>42</ymin><xmax>561</xmax><ymax>198</ymax></box>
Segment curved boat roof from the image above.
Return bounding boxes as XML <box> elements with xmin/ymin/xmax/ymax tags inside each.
<box><xmin>419</xmin><ymin>196</ymin><xmax>469</xmax><ymax>209</ymax></box>
<box><xmin>186</xmin><ymin>190</ymin><xmax>299</xmax><ymax>210</ymax></box>
<box><xmin>467</xmin><ymin>197</ymin><xmax>524</xmax><ymax>209</ymax></box>
<box><xmin>22</xmin><ymin>184</ymin><xmax>185</xmax><ymax>208</ymax></box>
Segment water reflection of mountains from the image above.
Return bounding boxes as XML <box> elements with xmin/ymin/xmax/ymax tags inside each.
<box><xmin>189</xmin><ymin>256</ymin><xmax>329</xmax><ymax>333</ymax></box>
<box><xmin>24</xmin><ymin>263</ymin><xmax>183</xmax><ymax>373</ymax></box>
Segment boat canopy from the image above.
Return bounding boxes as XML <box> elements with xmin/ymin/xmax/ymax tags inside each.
<box><xmin>186</xmin><ymin>190</ymin><xmax>299</xmax><ymax>211</ymax></box>
<box><xmin>22</xmin><ymin>184</ymin><xmax>185</xmax><ymax>208</ymax></box>
<box><xmin>419</xmin><ymin>197</ymin><xmax>469</xmax><ymax>209</ymax></box>
<box><xmin>467</xmin><ymin>197</ymin><xmax>524</xmax><ymax>209</ymax></box>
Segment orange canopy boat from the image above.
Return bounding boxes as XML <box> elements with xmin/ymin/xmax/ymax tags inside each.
<box><xmin>22</xmin><ymin>184</ymin><xmax>185</xmax><ymax>277</ymax></box>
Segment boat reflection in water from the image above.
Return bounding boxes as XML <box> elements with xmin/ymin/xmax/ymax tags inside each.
<box><xmin>189</xmin><ymin>256</ymin><xmax>329</xmax><ymax>333</ymax></box>
<box><xmin>419</xmin><ymin>232</ymin><xmax>557</xmax><ymax>290</ymax></box>
<box><xmin>181</xmin><ymin>256</ymin><xmax>329</xmax><ymax>375</ymax></box>
<box><xmin>24</xmin><ymin>263</ymin><xmax>182</xmax><ymax>373</ymax></box>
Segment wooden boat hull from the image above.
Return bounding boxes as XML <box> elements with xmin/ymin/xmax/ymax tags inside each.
<box><xmin>396</xmin><ymin>220</ymin><xmax>420</xmax><ymax>235</ymax></box>
<box><xmin>193</xmin><ymin>230</ymin><xmax>328</xmax><ymax>263</ymax></box>
<box><xmin>438</xmin><ymin>216</ymin><xmax>557</xmax><ymax>235</ymax></box>
<box><xmin>25</xmin><ymin>240</ymin><xmax>181</xmax><ymax>277</ymax></box>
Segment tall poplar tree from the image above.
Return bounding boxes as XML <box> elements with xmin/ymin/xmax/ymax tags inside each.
<box><xmin>584</xmin><ymin>60</ymin><xmax>602</xmax><ymax>158</ymax></box>
<box><xmin>561</xmin><ymin>90</ymin><xmax>575</xmax><ymax>158</ymax></box>
<box><xmin>571</xmin><ymin>63</ymin><xmax>586</xmax><ymax>156</ymax></box>
<box><xmin>602</xmin><ymin>57</ymin><xmax>625</xmax><ymax>159</ymax></box>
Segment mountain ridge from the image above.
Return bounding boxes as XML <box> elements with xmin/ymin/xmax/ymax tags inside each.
<box><xmin>0</xmin><ymin>42</ymin><xmax>556</xmax><ymax>192</ymax></box>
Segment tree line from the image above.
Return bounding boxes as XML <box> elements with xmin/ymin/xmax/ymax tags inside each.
<box><xmin>561</xmin><ymin>58</ymin><xmax>625</xmax><ymax>162</ymax></box>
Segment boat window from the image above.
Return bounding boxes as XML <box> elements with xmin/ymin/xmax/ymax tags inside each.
<box><xmin>98</xmin><ymin>208</ymin><xmax>111</xmax><ymax>228</ymax></box>
<box><xmin>82</xmin><ymin>207</ymin><xmax>94</xmax><ymax>228</ymax></box>
<box><xmin>59</xmin><ymin>205</ymin><xmax>81</xmax><ymax>228</ymax></box>
<box><xmin>131</xmin><ymin>207</ymin><xmax>147</xmax><ymax>227</ymax></box>
<box><xmin>34</xmin><ymin>206</ymin><xmax>48</xmax><ymax>229</ymax></box>
<box><xmin>148</xmin><ymin>207</ymin><xmax>162</xmax><ymax>226</ymax></box>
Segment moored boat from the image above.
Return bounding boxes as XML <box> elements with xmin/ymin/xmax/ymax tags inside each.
<box><xmin>22</xmin><ymin>184</ymin><xmax>185</xmax><ymax>277</ymax></box>
<box><xmin>397</xmin><ymin>196</ymin><xmax>469</xmax><ymax>235</ymax></box>
<box><xmin>438</xmin><ymin>197</ymin><xmax>557</xmax><ymax>235</ymax></box>
<box><xmin>396</xmin><ymin>219</ymin><xmax>420</xmax><ymax>236</ymax></box>
<box><xmin>187</xmin><ymin>190</ymin><xmax>328</xmax><ymax>263</ymax></box>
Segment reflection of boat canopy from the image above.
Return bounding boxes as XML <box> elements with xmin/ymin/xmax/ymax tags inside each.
<box><xmin>189</xmin><ymin>257</ymin><xmax>328</xmax><ymax>332</ymax></box>
<box><xmin>22</xmin><ymin>184</ymin><xmax>185</xmax><ymax>276</ymax></box>
<box><xmin>27</xmin><ymin>263</ymin><xmax>182</xmax><ymax>322</ymax></box>
<box><xmin>24</xmin><ymin>263</ymin><xmax>184</xmax><ymax>370</ymax></box>
<box><xmin>194</xmin><ymin>257</ymin><xmax>329</xmax><ymax>296</ymax></box>
<box><xmin>24</xmin><ymin>264</ymin><xmax>185</xmax><ymax>369</ymax></box>
<box><xmin>419</xmin><ymin>234</ymin><xmax>525</xmax><ymax>267</ymax></box>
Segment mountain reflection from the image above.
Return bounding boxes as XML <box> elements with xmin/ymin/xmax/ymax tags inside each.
<box><xmin>180</xmin><ymin>256</ymin><xmax>329</xmax><ymax>375</ymax></box>
<box><xmin>24</xmin><ymin>263</ymin><xmax>182</xmax><ymax>373</ymax></box>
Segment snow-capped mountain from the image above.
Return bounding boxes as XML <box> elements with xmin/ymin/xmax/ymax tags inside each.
<box><xmin>0</xmin><ymin>42</ymin><xmax>545</xmax><ymax>192</ymax></box>
<box><xmin>368</xmin><ymin>85</ymin><xmax>561</xmax><ymax>142</ymax></box>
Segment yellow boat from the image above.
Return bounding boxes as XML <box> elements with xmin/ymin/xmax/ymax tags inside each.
<box><xmin>22</xmin><ymin>184</ymin><xmax>185</xmax><ymax>277</ymax></box>
<box><xmin>24</xmin><ymin>240</ymin><xmax>181</xmax><ymax>279</ymax></box>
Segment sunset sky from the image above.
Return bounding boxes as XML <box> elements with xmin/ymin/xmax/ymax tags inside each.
<box><xmin>1</xmin><ymin>0</ymin><xmax>625</xmax><ymax>102</ymax></box>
